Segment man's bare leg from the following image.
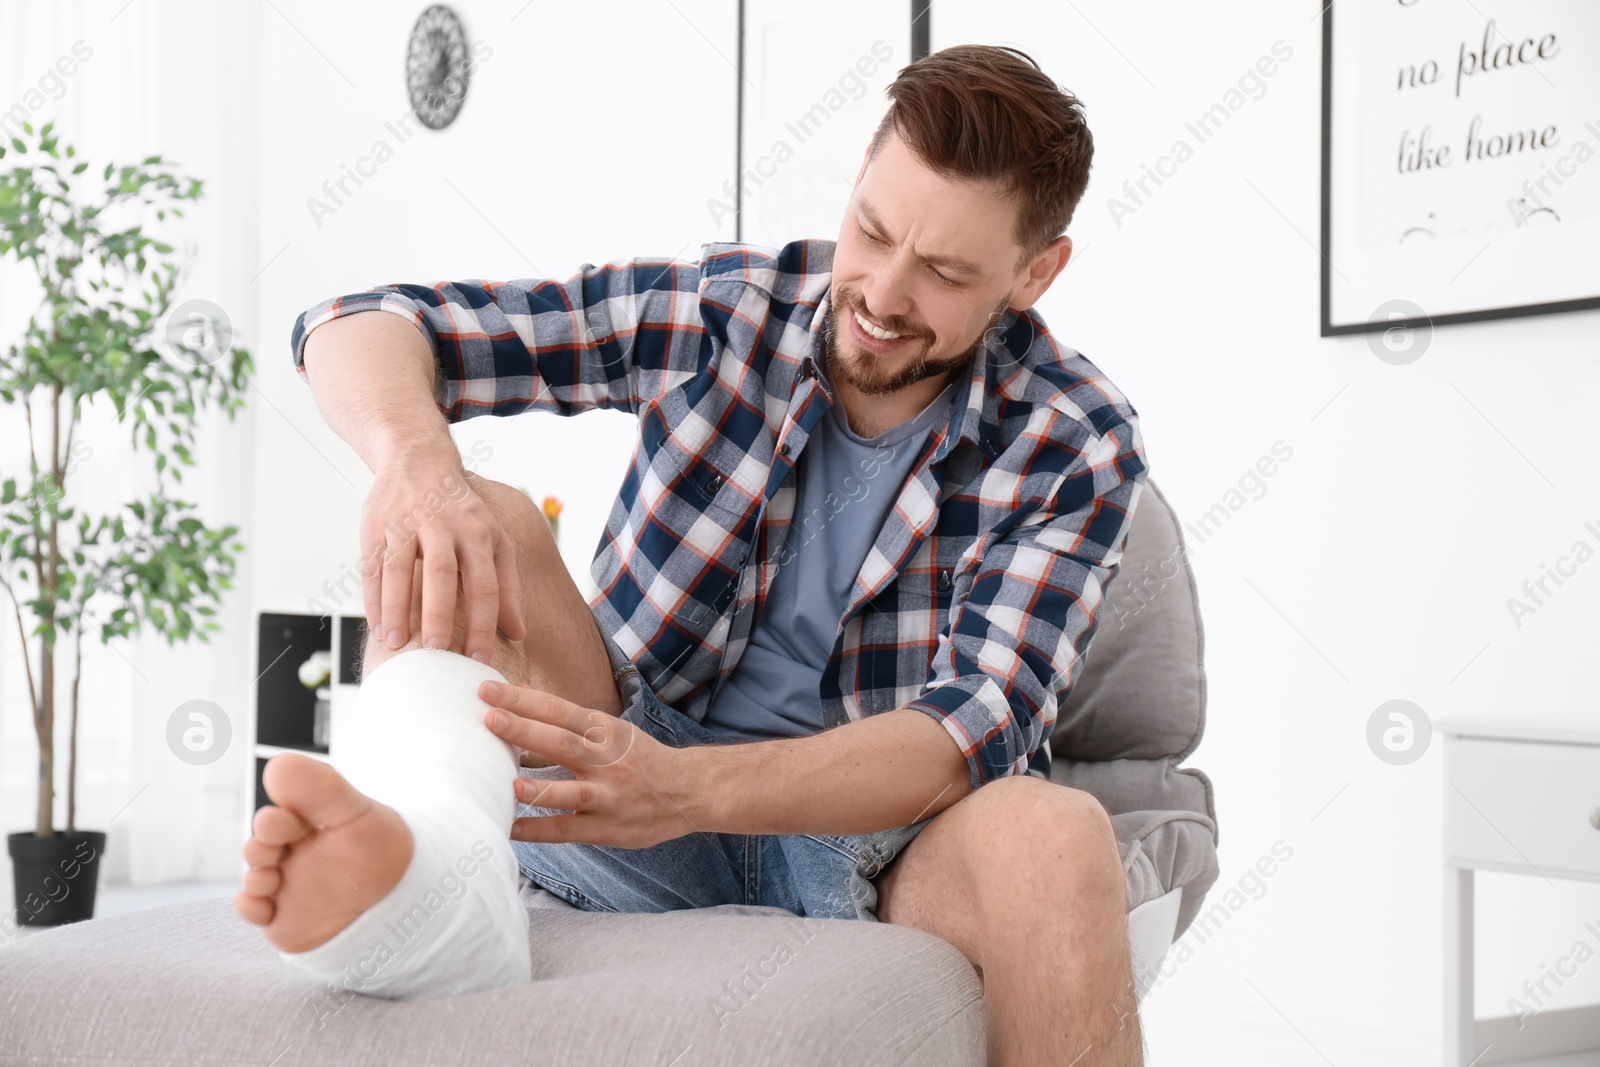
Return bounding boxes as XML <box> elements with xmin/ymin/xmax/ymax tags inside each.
<box><xmin>235</xmin><ymin>471</ymin><xmax>621</xmax><ymax>953</ymax></box>
<box><xmin>360</xmin><ymin>471</ymin><xmax>623</xmax><ymax>713</ymax></box>
<box><xmin>874</xmin><ymin>775</ymin><xmax>1144</xmax><ymax>1066</ymax></box>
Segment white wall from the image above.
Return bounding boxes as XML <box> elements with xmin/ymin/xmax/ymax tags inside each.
<box><xmin>930</xmin><ymin>0</ymin><xmax>1600</xmax><ymax>1060</ymax></box>
<box><xmin>737</xmin><ymin>0</ymin><xmax>909</xmax><ymax>247</ymax></box>
<box><xmin>251</xmin><ymin>0</ymin><xmax>737</xmax><ymax>611</ymax></box>
<box><xmin>1</xmin><ymin>0</ymin><xmax>735</xmax><ymax>900</ymax></box>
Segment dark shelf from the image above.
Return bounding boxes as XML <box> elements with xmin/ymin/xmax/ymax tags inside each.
<box><xmin>255</xmin><ymin>612</ymin><xmax>331</xmax><ymax>753</ymax></box>
<box><xmin>254</xmin><ymin>613</ymin><xmax>366</xmax><ymax>811</ymax></box>
<box><xmin>338</xmin><ymin>615</ymin><xmax>366</xmax><ymax>686</ymax></box>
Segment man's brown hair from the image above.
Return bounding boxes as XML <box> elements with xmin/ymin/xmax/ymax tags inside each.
<box><xmin>867</xmin><ymin>44</ymin><xmax>1093</xmax><ymax>273</ymax></box>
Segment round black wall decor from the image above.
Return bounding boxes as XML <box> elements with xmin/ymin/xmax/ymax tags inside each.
<box><xmin>406</xmin><ymin>5</ymin><xmax>470</xmax><ymax>130</ymax></box>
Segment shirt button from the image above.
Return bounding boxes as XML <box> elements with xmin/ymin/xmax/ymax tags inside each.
<box><xmin>706</xmin><ymin>475</ymin><xmax>723</xmax><ymax>493</ymax></box>
<box><xmin>938</xmin><ymin>570</ymin><xmax>952</xmax><ymax>591</ymax></box>
<box><xmin>779</xmin><ymin>442</ymin><xmax>791</xmax><ymax>457</ymax></box>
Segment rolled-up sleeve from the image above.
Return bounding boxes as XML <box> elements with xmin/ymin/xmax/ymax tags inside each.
<box><xmin>287</xmin><ymin>254</ymin><xmax>710</xmax><ymax>421</ymax></box>
<box><xmin>902</xmin><ymin>414</ymin><xmax>1148</xmax><ymax>790</ymax></box>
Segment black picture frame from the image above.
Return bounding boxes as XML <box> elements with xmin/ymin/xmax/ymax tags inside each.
<box><xmin>1318</xmin><ymin>2</ymin><xmax>1600</xmax><ymax>338</ymax></box>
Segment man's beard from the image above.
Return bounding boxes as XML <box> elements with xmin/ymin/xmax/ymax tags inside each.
<box><xmin>819</xmin><ymin>287</ymin><xmax>1007</xmax><ymax>398</ymax></box>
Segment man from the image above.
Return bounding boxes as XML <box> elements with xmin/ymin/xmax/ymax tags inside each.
<box><xmin>237</xmin><ymin>43</ymin><xmax>1148</xmax><ymax>1065</ymax></box>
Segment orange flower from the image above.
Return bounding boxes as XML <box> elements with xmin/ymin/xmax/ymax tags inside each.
<box><xmin>541</xmin><ymin>495</ymin><xmax>564</xmax><ymax>520</ymax></box>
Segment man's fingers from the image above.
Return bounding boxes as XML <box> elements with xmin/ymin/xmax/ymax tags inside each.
<box><xmin>510</xmin><ymin>812</ymin><xmax>603</xmax><ymax>845</ymax></box>
<box><xmin>459</xmin><ymin>543</ymin><xmax>500</xmax><ymax>664</ymax></box>
<box><xmin>379</xmin><ymin>536</ymin><xmax>418</xmax><ymax>648</ymax></box>
<box><xmin>419</xmin><ymin>544</ymin><xmax>459</xmax><ymax>651</ymax></box>
<box><xmin>483</xmin><ymin>687</ymin><xmax>637</xmax><ymax>770</ymax></box>
<box><xmin>492</xmin><ymin>527</ymin><xmax>526</xmax><ymax>642</ymax></box>
<box><xmin>485</xmin><ymin>704</ymin><xmax>587</xmax><ymax>765</ymax></box>
<box><xmin>359</xmin><ymin>538</ymin><xmax>384</xmax><ymax>634</ymax></box>
<box><xmin>481</xmin><ymin>680</ymin><xmax>573</xmax><ymax>719</ymax></box>
<box><xmin>512</xmin><ymin>776</ymin><xmax>592</xmax><ymax>813</ymax></box>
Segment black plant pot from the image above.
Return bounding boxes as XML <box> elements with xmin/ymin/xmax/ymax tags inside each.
<box><xmin>7</xmin><ymin>830</ymin><xmax>107</xmax><ymax>927</ymax></box>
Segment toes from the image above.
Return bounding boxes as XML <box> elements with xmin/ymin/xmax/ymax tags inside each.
<box><xmin>242</xmin><ymin>866</ymin><xmax>282</xmax><ymax>897</ymax></box>
<box><xmin>234</xmin><ymin>890</ymin><xmax>274</xmax><ymax>927</ymax></box>
<box><xmin>242</xmin><ymin>835</ymin><xmax>285</xmax><ymax>868</ymax></box>
<box><xmin>262</xmin><ymin>752</ymin><xmax>372</xmax><ymax>833</ymax></box>
<box><xmin>253</xmin><ymin>804</ymin><xmax>310</xmax><ymax>848</ymax></box>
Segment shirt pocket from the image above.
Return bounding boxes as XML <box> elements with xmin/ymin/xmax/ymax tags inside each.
<box><xmin>632</xmin><ymin>388</ymin><xmax>764</xmax><ymax>637</ymax></box>
<box><xmin>647</xmin><ymin>385</ymin><xmax>764</xmax><ymax>525</ymax></box>
<box><xmin>889</xmin><ymin>532</ymin><xmax>974</xmax><ymax>610</ymax></box>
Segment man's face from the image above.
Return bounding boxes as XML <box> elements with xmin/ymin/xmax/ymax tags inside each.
<box><xmin>822</xmin><ymin>129</ymin><xmax>1056</xmax><ymax>398</ymax></box>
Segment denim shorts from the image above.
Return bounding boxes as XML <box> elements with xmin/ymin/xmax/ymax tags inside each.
<box><xmin>510</xmin><ymin>653</ymin><xmax>935</xmax><ymax>923</ymax></box>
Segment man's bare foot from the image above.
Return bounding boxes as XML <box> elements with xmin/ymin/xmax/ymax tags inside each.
<box><xmin>234</xmin><ymin>753</ymin><xmax>414</xmax><ymax>953</ymax></box>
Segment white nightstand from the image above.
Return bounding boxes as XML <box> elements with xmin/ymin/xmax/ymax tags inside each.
<box><xmin>1440</xmin><ymin>714</ymin><xmax>1600</xmax><ymax>1066</ymax></box>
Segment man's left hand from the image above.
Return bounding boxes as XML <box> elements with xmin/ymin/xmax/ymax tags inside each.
<box><xmin>480</xmin><ymin>680</ymin><xmax>706</xmax><ymax>849</ymax></box>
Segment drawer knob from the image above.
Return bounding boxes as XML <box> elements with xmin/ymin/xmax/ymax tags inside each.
<box><xmin>1592</xmin><ymin>807</ymin><xmax>1600</xmax><ymax>831</ymax></box>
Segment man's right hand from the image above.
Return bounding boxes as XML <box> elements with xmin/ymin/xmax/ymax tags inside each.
<box><xmin>360</xmin><ymin>447</ymin><xmax>526</xmax><ymax>663</ymax></box>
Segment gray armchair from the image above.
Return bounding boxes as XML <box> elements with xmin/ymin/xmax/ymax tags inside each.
<box><xmin>1053</xmin><ymin>478</ymin><xmax>1219</xmax><ymax>997</ymax></box>
<box><xmin>0</xmin><ymin>479</ymin><xmax>1217</xmax><ymax>1065</ymax></box>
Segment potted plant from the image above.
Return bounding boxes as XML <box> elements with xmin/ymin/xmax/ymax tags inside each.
<box><xmin>0</xmin><ymin>121</ymin><xmax>250</xmax><ymax>927</ymax></box>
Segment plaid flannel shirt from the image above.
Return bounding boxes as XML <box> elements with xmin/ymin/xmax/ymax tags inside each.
<box><xmin>290</xmin><ymin>239</ymin><xmax>1148</xmax><ymax>789</ymax></box>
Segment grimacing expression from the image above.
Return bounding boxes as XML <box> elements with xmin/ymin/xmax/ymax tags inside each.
<box><xmin>822</xmin><ymin>130</ymin><xmax>1030</xmax><ymax>398</ymax></box>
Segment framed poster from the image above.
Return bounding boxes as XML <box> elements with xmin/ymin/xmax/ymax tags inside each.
<box><xmin>1320</xmin><ymin>1</ymin><xmax>1600</xmax><ymax>336</ymax></box>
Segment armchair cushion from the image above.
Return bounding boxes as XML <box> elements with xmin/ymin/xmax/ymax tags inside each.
<box><xmin>1053</xmin><ymin>479</ymin><xmax>1207</xmax><ymax>767</ymax></box>
<box><xmin>1049</xmin><ymin>478</ymin><xmax>1219</xmax><ymax>938</ymax></box>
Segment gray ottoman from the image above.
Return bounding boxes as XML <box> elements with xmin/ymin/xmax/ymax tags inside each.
<box><xmin>0</xmin><ymin>888</ymin><xmax>984</xmax><ymax>1065</ymax></box>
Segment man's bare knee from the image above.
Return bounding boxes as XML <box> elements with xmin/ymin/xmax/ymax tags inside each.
<box><xmin>956</xmin><ymin>780</ymin><xmax>1124</xmax><ymax>911</ymax></box>
<box><xmin>460</xmin><ymin>471</ymin><xmax>559</xmax><ymax>565</ymax></box>
<box><xmin>360</xmin><ymin>468</ymin><xmax>621</xmax><ymax>716</ymax></box>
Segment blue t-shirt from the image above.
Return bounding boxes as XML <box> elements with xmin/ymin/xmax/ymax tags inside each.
<box><xmin>699</xmin><ymin>360</ymin><xmax>958</xmax><ymax>740</ymax></box>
